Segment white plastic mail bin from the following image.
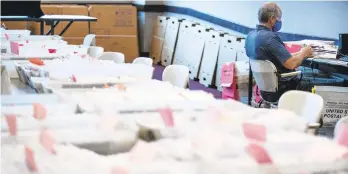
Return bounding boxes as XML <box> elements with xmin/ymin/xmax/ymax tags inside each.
<box><xmin>62</xmin><ymin>45</ymin><xmax>89</xmax><ymax>55</ymax></box>
<box><xmin>10</xmin><ymin>40</ymin><xmax>67</xmax><ymax>56</ymax></box>
<box><xmin>0</xmin><ymin>30</ymin><xmax>31</xmax><ymax>41</ymax></box>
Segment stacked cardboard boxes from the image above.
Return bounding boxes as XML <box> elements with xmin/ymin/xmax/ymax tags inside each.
<box><xmin>88</xmin><ymin>5</ymin><xmax>139</xmax><ymax>62</ymax></box>
<box><xmin>2</xmin><ymin>22</ymin><xmax>32</xmax><ymax>30</ymax></box>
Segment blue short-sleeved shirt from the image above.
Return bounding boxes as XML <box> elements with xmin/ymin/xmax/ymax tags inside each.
<box><xmin>245</xmin><ymin>25</ymin><xmax>293</xmax><ymax>75</ymax></box>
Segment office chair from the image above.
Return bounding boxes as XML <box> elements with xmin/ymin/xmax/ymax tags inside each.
<box><xmin>162</xmin><ymin>65</ymin><xmax>190</xmax><ymax>88</ymax></box>
<box><xmin>278</xmin><ymin>90</ymin><xmax>324</xmax><ymax>134</ymax></box>
<box><xmin>249</xmin><ymin>59</ymin><xmax>301</xmax><ymax>106</ymax></box>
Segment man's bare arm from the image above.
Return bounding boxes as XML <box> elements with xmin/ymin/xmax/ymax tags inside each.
<box><xmin>283</xmin><ymin>46</ymin><xmax>312</xmax><ymax>70</ymax></box>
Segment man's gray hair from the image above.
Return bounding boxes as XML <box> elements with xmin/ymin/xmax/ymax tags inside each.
<box><xmin>258</xmin><ymin>2</ymin><xmax>282</xmax><ymax>23</ymax></box>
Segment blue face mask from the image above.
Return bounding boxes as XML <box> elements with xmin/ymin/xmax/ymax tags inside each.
<box><xmin>272</xmin><ymin>20</ymin><xmax>282</xmax><ymax>32</ymax></box>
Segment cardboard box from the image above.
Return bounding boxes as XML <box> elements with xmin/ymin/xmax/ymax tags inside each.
<box><xmin>59</xmin><ymin>5</ymin><xmax>89</xmax><ymax>37</ymax></box>
<box><xmin>2</xmin><ymin>22</ymin><xmax>32</xmax><ymax>30</ymax></box>
<box><xmin>315</xmin><ymin>86</ymin><xmax>348</xmax><ymax>128</ymax></box>
<box><xmin>88</xmin><ymin>5</ymin><xmax>137</xmax><ymax>35</ymax></box>
<box><xmin>32</xmin><ymin>5</ymin><xmax>88</xmax><ymax>37</ymax></box>
<box><xmin>64</xmin><ymin>37</ymin><xmax>84</xmax><ymax>45</ymax></box>
<box><xmin>95</xmin><ymin>35</ymin><xmax>139</xmax><ymax>63</ymax></box>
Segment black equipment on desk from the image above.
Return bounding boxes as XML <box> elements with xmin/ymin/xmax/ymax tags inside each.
<box><xmin>1</xmin><ymin>1</ymin><xmax>43</xmax><ymax>17</ymax></box>
<box><xmin>338</xmin><ymin>33</ymin><xmax>348</xmax><ymax>58</ymax></box>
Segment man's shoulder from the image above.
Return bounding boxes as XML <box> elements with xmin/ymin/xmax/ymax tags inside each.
<box><xmin>246</xmin><ymin>29</ymin><xmax>278</xmax><ymax>47</ymax></box>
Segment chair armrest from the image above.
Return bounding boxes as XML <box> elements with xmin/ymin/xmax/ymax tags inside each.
<box><xmin>280</xmin><ymin>71</ymin><xmax>301</xmax><ymax>78</ymax></box>
<box><xmin>307</xmin><ymin>122</ymin><xmax>321</xmax><ymax>129</ymax></box>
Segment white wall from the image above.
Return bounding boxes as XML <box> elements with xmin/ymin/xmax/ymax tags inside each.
<box><xmin>164</xmin><ymin>1</ymin><xmax>348</xmax><ymax>40</ymax></box>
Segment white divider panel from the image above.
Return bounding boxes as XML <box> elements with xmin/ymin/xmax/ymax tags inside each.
<box><xmin>199</xmin><ymin>30</ymin><xmax>224</xmax><ymax>87</ymax></box>
<box><xmin>161</xmin><ymin>17</ymin><xmax>182</xmax><ymax>66</ymax></box>
<box><xmin>149</xmin><ymin>36</ymin><xmax>164</xmax><ymax>64</ymax></box>
<box><xmin>236</xmin><ymin>38</ymin><xmax>249</xmax><ymax>61</ymax></box>
<box><xmin>152</xmin><ymin>16</ymin><xmax>169</xmax><ymax>38</ymax></box>
<box><xmin>186</xmin><ymin>25</ymin><xmax>208</xmax><ymax>80</ymax></box>
<box><xmin>150</xmin><ymin>16</ymin><xmax>169</xmax><ymax>64</ymax></box>
<box><xmin>215</xmin><ymin>35</ymin><xmax>239</xmax><ymax>91</ymax></box>
<box><xmin>172</xmin><ymin>20</ymin><xmax>195</xmax><ymax>66</ymax></box>
<box><xmin>161</xmin><ymin>46</ymin><xmax>174</xmax><ymax>66</ymax></box>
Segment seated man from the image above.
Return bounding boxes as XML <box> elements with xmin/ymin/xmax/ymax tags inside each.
<box><xmin>245</xmin><ymin>2</ymin><xmax>313</xmax><ymax>102</ymax></box>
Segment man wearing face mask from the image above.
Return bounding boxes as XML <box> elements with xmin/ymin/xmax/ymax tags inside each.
<box><xmin>245</xmin><ymin>2</ymin><xmax>313</xmax><ymax>102</ymax></box>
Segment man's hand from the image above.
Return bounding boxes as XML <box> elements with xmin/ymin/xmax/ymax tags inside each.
<box><xmin>283</xmin><ymin>45</ymin><xmax>313</xmax><ymax>70</ymax></box>
<box><xmin>301</xmin><ymin>45</ymin><xmax>313</xmax><ymax>58</ymax></box>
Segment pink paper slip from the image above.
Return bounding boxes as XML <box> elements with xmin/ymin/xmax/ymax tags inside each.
<box><xmin>243</xmin><ymin>123</ymin><xmax>267</xmax><ymax>142</ymax></box>
<box><xmin>5</xmin><ymin>114</ymin><xmax>17</xmax><ymax>136</ymax></box>
<box><xmin>285</xmin><ymin>44</ymin><xmax>302</xmax><ymax>54</ymax></box>
<box><xmin>157</xmin><ymin>107</ymin><xmax>174</xmax><ymax>127</ymax></box>
<box><xmin>33</xmin><ymin>103</ymin><xmax>47</xmax><ymax>120</ymax></box>
<box><xmin>25</xmin><ymin>146</ymin><xmax>38</xmax><ymax>172</ymax></box>
<box><xmin>335</xmin><ymin>123</ymin><xmax>348</xmax><ymax>147</ymax></box>
<box><xmin>246</xmin><ymin>143</ymin><xmax>273</xmax><ymax>164</ymax></box>
<box><xmin>220</xmin><ymin>62</ymin><xmax>235</xmax><ymax>87</ymax></box>
<box><xmin>40</xmin><ymin>129</ymin><xmax>56</xmax><ymax>154</ymax></box>
<box><xmin>5</xmin><ymin>33</ymin><xmax>9</xmax><ymax>40</ymax></box>
<box><xmin>48</xmin><ymin>49</ymin><xmax>57</xmax><ymax>54</ymax></box>
<box><xmin>71</xmin><ymin>75</ymin><xmax>77</xmax><ymax>82</ymax></box>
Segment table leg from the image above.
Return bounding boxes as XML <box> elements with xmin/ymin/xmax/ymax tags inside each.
<box><xmin>248</xmin><ymin>63</ymin><xmax>253</xmax><ymax>105</ymax></box>
<box><xmin>59</xmin><ymin>21</ymin><xmax>74</xmax><ymax>36</ymax></box>
<box><xmin>46</xmin><ymin>21</ymin><xmax>60</xmax><ymax>35</ymax></box>
<box><xmin>40</xmin><ymin>21</ymin><xmax>44</xmax><ymax>35</ymax></box>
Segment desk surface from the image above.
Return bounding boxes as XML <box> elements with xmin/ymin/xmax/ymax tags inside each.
<box><xmin>302</xmin><ymin>58</ymin><xmax>348</xmax><ymax>75</ymax></box>
<box><xmin>0</xmin><ymin>15</ymin><xmax>97</xmax><ymax>21</ymax></box>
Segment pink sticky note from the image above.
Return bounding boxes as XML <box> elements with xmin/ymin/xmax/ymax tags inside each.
<box><xmin>246</xmin><ymin>143</ymin><xmax>273</xmax><ymax>164</ymax></box>
<box><xmin>25</xmin><ymin>146</ymin><xmax>38</xmax><ymax>172</ymax></box>
<box><xmin>74</xmin><ymin>51</ymin><xmax>78</xmax><ymax>54</ymax></box>
<box><xmin>26</xmin><ymin>40</ymin><xmax>29</xmax><ymax>43</ymax></box>
<box><xmin>5</xmin><ymin>114</ymin><xmax>17</xmax><ymax>136</ymax></box>
<box><xmin>111</xmin><ymin>166</ymin><xmax>129</xmax><ymax>174</ymax></box>
<box><xmin>157</xmin><ymin>107</ymin><xmax>174</xmax><ymax>127</ymax></box>
<box><xmin>19</xmin><ymin>44</ymin><xmax>24</xmax><ymax>46</ymax></box>
<box><xmin>336</xmin><ymin>123</ymin><xmax>348</xmax><ymax>147</ymax></box>
<box><xmin>48</xmin><ymin>49</ymin><xmax>57</xmax><ymax>54</ymax></box>
<box><xmin>71</xmin><ymin>75</ymin><xmax>77</xmax><ymax>82</ymax></box>
<box><xmin>33</xmin><ymin>103</ymin><xmax>47</xmax><ymax>120</ymax></box>
<box><xmin>5</xmin><ymin>33</ymin><xmax>9</xmax><ymax>40</ymax></box>
<box><xmin>243</xmin><ymin>123</ymin><xmax>267</xmax><ymax>142</ymax></box>
<box><xmin>40</xmin><ymin>129</ymin><xmax>56</xmax><ymax>154</ymax></box>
